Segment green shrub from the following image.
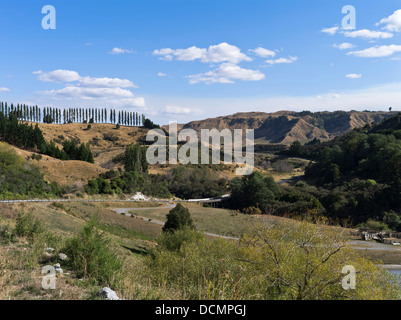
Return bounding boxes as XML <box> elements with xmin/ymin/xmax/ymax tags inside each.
<box><xmin>15</xmin><ymin>212</ymin><xmax>44</xmax><ymax>239</ymax></box>
<box><xmin>156</xmin><ymin>227</ymin><xmax>204</xmax><ymax>252</ymax></box>
<box><xmin>357</xmin><ymin>219</ymin><xmax>390</xmax><ymax>232</ymax></box>
<box><xmin>163</xmin><ymin>204</ymin><xmax>195</xmax><ymax>233</ymax></box>
<box><xmin>0</xmin><ymin>224</ymin><xmax>16</xmax><ymax>244</ymax></box>
<box><xmin>63</xmin><ymin>217</ymin><xmax>123</xmax><ymax>286</ymax></box>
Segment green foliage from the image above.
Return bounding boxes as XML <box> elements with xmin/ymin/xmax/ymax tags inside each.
<box><xmin>156</xmin><ymin>226</ymin><xmax>204</xmax><ymax>252</ymax></box>
<box><xmin>295</xmin><ymin>113</ymin><xmax>401</xmax><ymax>227</ymax></box>
<box><xmin>0</xmin><ymin>143</ymin><xmax>60</xmax><ymax>198</ymax></box>
<box><xmin>229</xmin><ymin>171</ymin><xmax>281</xmax><ymax>212</ymax></box>
<box><xmin>357</xmin><ymin>219</ymin><xmax>390</xmax><ymax>232</ymax></box>
<box><xmin>143</xmin><ymin>118</ymin><xmax>160</xmax><ymax>129</ymax></box>
<box><xmin>383</xmin><ymin>211</ymin><xmax>401</xmax><ymax>231</ymax></box>
<box><xmin>163</xmin><ymin>204</ymin><xmax>195</xmax><ymax>233</ymax></box>
<box><xmin>167</xmin><ymin>166</ymin><xmax>228</xmax><ymax>199</ymax></box>
<box><xmin>0</xmin><ymin>224</ymin><xmax>16</xmax><ymax>244</ymax></box>
<box><xmin>145</xmin><ymin>220</ymin><xmax>399</xmax><ymax>300</ymax></box>
<box><xmin>63</xmin><ymin>216</ymin><xmax>123</xmax><ymax>286</ymax></box>
<box><xmin>124</xmin><ymin>144</ymin><xmax>148</xmax><ymax>174</ymax></box>
<box><xmin>15</xmin><ymin>212</ymin><xmax>44</xmax><ymax>239</ymax></box>
<box><xmin>62</xmin><ymin>140</ymin><xmax>94</xmax><ymax>163</ymax></box>
<box><xmin>85</xmin><ymin>169</ymin><xmax>171</xmax><ymax>198</ymax></box>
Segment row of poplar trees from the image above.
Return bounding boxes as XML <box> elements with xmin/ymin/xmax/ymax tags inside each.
<box><xmin>0</xmin><ymin>102</ymin><xmax>145</xmax><ymax>126</ymax></box>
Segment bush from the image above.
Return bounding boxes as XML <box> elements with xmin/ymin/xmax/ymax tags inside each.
<box><xmin>163</xmin><ymin>204</ymin><xmax>195</xmax><ymax>233</ymax></box>
<box><xmin>243</xmin><ymin>206</ymin><xmax>262</xmax><ymax>215</ymax></box>
<box><xmin>156</xmin><ymin>227</ymin><xmax>204</xmax><ymax>252</ymax></box>
<box><xmin>0</xmin><ymin>224</ymin><xmax>16</xmax><ymax>244</ymax></box>
<box><xmin>146</xmin><ymin>233</ymin><xmax>244</xmax><ymax>300</ymax></box>
<box><xmin>15</xmin><ymin>212</ymin><xmax>44</xmax><ymax>239</ymax></box>
<box><xmin>63</xmin><ymin>217</ymin><xmax>123</xmax><ymax>286</ymax></box>
<box><xmin>357</xmin><ymin>219</ymin><xmax>390</xmax><ymax>232</ymax></box>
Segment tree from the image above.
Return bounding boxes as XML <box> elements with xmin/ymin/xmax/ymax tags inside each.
<box><xmin>229</xmin><ymin>171</ymin><xmax>281</xmax><ymax>212</ymax></box>
<box><xmin>163</xmin><ymin>203</ymin><xmax>195</xmax><ymax>233</ymax></box>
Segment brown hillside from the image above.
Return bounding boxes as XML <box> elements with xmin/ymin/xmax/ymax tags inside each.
<box><xmin>13</xmin><ymin>147</ymin><xmax>107</xmax><ymax>187</ymax></box>
<box><xmin>33</xmin><ymin>122</ymin><xmax>148</xmax><ymax>169</ymax></box>
<box><xmin>167</xmin><ymin>110</ymin><xmax>397</xmax><ymax>145</ymax></box>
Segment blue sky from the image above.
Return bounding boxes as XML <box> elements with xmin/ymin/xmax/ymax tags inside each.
<box><xmin>0</xmin><ymin>0</ymin><xmax>400</xmax><ymax>124</ymax></box>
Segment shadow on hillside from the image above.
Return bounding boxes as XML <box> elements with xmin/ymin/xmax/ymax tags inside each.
<box><xmin>122</xmin><ymin>245</ymin><xmax>149</xmax><ymax>256</ymax></box>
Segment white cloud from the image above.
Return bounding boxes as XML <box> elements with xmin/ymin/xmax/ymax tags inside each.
<box><xmin>173</xmin><ymin>46</ymin><xmax>206</xmax><ymax>61</ymax></box>
<box><xmin>41</xmin><ymin>86</ymin><xmax>135</xmax><ymax>100</ymax></box>
<box><xmin>0</xmin><ymin>87</ymin><xmax>10</xmax><ymax>92</ymax></box>
<box><xmin>249</xmin><ymin>47</ymin><xmax>276</xmax><ymax>58</ymax></box>
<box><xmin>186</xmin><ymin>63</ymin><xmax>265</xmax><ymax>84</ymax></box>
<box><xmin>36</xmin><ymin>70</ymin><xmax>137</xmax><ymax>88</ymax></box>
<box><xmin>321</xmin><ymin>27</ymin><xmax>339</xmax><ymax>35</ymax></box>
<box><xmin>348</xmin><ymin>44</ymin><xmax>401</xmax><ymax>58</ymax></box>
<box><xmin>344</xmin><ymin>29</ymin><xmax>393</xmax><ymax>39</ymax></box>
<box><xmin>79</xmin><ymin>76</ymin><xmax>137</xmax><ymax>88</ymax></box>
<box><xmin>333</xmin><ymin>43</ymin><xmax>356</xmax><ymax>50</ymax></box>
<box><xmin>153</xmin><ymin>43</ymin><xmax>252</xmax><ymax>64</ymax></box>
<box><xmin>109</xmin><ymin>47</ymin><xmax>133</xmax><ymax>55</ymax></box>
<box><xmin>378</xmin><ymin>9</ymin><xmax>401</xmax><ymax>32</ymax></box>
<box><xmin>37</xmin><ymin>70</ymin><xmax>81</xmax><ymax>83</ymax></box>
<box><xmin>152</xmin><ymin>48</ymin><xmax>175</xmax><ymax>61</ymax></box>
<box><xmin>157</xmin><ymin>72</ymin><xmax>167</xmax><ymax>77</ymax></box>
<box><xmin>346</xmin><ymin>73</ymin><xmax>362</xmax><ymax>79</ymax></box>
<box><xmin>160</xmin><ymin>105</ymin><xmax>202</xmax><ymax>115</ymax></box>
<box><xmin>109</xmin><ymin>97</ymin><xmax>146</xmax><ymax>109</ymax></box>
<box><xmin>265</xmin><ymin>56</ymin><xmax>298</xmax><ymax>65</ymax></box>
<box><xmin>36</xmin><ymin>69</ymin><xmax>145</xmax><ymax>109</ymax></box>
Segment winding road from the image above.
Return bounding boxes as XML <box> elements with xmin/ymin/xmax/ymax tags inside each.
<box><xmin>2</xmin><ymin>196</ymin><xmax>401</xmax><ymax>251</ymax></box>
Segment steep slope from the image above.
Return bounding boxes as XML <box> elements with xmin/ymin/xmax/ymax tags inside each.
<box><xmin>169</xmin><ymin>110</ymin><xmax>397</xmax><ymax>145</ymax></box>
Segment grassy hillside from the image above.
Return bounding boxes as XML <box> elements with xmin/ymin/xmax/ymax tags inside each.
<box><xmin>0</xmin><ymin>200</ymin><xmax>397</xmax><ymax>300</ymax></box>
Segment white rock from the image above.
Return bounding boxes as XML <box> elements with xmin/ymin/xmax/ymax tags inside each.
<box><xmin>59</xmin><ymin>253</ymin><xmax>68</xmax><ymax>261</ymax></box>
<box><xmin>131</xmin><ymin>192</ymin><xmax>150</xmax><ymax>201</ymax></box>
<box><xmin>97</xmin><ymin>287</ymin><xmax>121</xmax><ymax>300</ymax></box>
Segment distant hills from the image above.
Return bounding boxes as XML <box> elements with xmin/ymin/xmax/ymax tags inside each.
<box><xmin>170</xmin><ymin>110</ymin><xmax>398</xmax><ymax>145</ymax></box>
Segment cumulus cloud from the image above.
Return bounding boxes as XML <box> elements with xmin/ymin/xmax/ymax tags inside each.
<box><xmin>109</xmin><ymin>47</ymin><xmax>133</xmax><ymax>54</ymax></box>
<box><xmin>36</xmin><ymin>69</ymin><xmax>145</xmax><ymax>108</ymax></box>
<box><xmin>343</xmin><ymin>29</ymin><xmax>393</xmax><ymax>39</ymax></box>
<box><xmin>0</xmin><ymin>87</ymin><xmax>10</xmax><ymax>92</ymax></box>
<box><xmin>186</xmin><ymin>63</ymin><xmax>265</xmax><ymax>84</ymax></box>
<box><xmin>36</xmin><ymin>70</ymin><xmax>137</xmax><ymax>88</ymax></box>
<box><xmin>41</xmin><ymin>86</ymin><xmax>134</xmax><ymax>99</ymax></box>
<box><xmin>321</xmin><ymin>27</ymin><xmax>339</xmax><ymax>35</ymax></box>
<box><xmin>157</xmin><ymin>72</ymin><xmax>167</xmax><ymax>77</ymax></box>
<box><xmin>37</xmin><ymin>70</ymin><xmax>81</xmax><ymax>83</ymax></box>
<box><xmin>348</xmin><ymin>44</ymin><xmax>401</xmax><ymax>58</ymax></box>
<box><xmin>378</xmin><ymin>9</ymin><xmax>401</xmax><ymax>32</ymax></box>
<box><xmin>249</xmin><ymin>47</ymin><xmax>276</xmax><ymax>58</ymax></box>
<box><xmin>78</xmin><ymin>76</ymin><xmax>137</xmax><ymax>88</ymax></box>
<box><xmin>333</xmin><ymin>43</ymin><xmax>356</xmax><ymax>50</ymax></box>
<box><xmin>153</xmin><ymin>43</ymin><xmax>252</xmax><ymax>64</ymax></box>
<box><xmin>346</xmin><ymin>73</ymin><xmax>362</xmax><ymax>79</ymax></box>
<box><xmin>265</xmin><ymin>56</ymin><xmax>298</xmax><ymax>65</ymax></box>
